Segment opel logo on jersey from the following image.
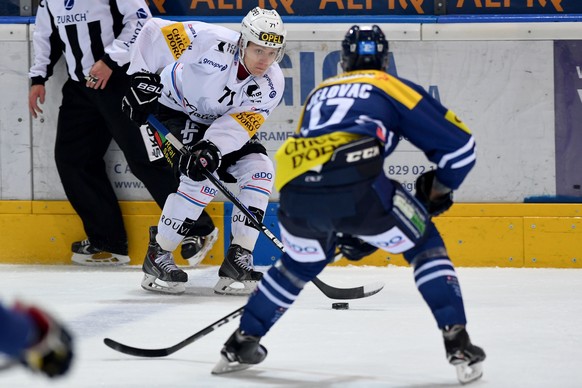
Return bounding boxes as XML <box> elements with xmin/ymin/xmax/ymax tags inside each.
<box><xmin>64</xmin><ymin>0</ymin><xmax>74</xmax><ymax>11</ymax></box>
<box><xmin>259</xmin><ymin>32</ymin><xmax>284</xmax><ymax>45</ymax></box>
<box><xmin>136</xmin><ymin>8</ymin><xmax>148</xmax><ymax>19</ymax></box>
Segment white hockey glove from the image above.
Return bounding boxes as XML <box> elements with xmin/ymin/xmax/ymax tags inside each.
<box><xmin>122</xmin><ymin>72</ymin><xmax>163</xmax><ymax>125</ymax></box>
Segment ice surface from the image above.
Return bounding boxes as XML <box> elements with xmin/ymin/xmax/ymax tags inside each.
<box><xmin>1</xmin><ymin>264</ymin><xmax>581</xmax><ymax>387</ymax></box>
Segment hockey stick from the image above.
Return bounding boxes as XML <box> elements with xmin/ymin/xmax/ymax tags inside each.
<box><xmin>104</xmin><ymin>307</ymin><xmax>244</xmax><ymax>357</ymax></box>
<box><xmin>103</xmin><ymin>117</ymin><xmax>383</xmax><ymax>358</ymax></box>
<box><xmin>147</xmin><ymin>114</ymin><xmax>384</xmax><ymax>300</ymax></box>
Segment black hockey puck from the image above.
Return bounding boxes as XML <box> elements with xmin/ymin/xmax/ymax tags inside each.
<box><xmin>332</xmin><ymin>302</ymin><xmax>349</xmax><ymax>310</ymax></box>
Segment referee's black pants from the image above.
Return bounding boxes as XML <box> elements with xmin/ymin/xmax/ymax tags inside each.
<box><xmin>54</xmin><ymin>75</ymin><xmax>179</xmax><ymax>252</ymax></box>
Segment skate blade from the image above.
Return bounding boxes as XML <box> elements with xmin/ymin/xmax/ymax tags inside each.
<box><xmin>141</xmin><ymin>274</ymin><xmax>185</xmax><ymax>295</ymax></box>
<box><xmin>213</xmin><ymin>277</ymin><xmax>258</xmax><ymax>296</ymax></box>
<box><xmin>455</xmin><ymin>360</ymin><xmax>484</xmax><ymax>384</ymax></box>
<box><xmin>72</xmin><ymin>252</ymin><xmax>130</xmax><ymax>266</ymax></box>
<box><xmin>211</xmin><ymin>355</ymin><xmax>252</xmax><ymax>375</ymax></box>
<box><xmin>186</xmin><ymin>228</ymin><xmax>219</xmax><ymax>267</ymax></box>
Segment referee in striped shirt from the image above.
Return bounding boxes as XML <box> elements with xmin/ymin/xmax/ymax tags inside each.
<box><xmin>27</xmin><ymin>0</ymin><xmax>187</xmax><ymax>265</ymax></box>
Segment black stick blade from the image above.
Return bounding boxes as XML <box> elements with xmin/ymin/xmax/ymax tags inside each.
<box><xmin>103</xmin><ymin>306</ymin><xmax>244</xmax><ymax>358</ymax></box>
<box><xmin>103</xmin><ymin>338</ymin><xmax>170</xmax><ymax>358</ymax></box>
<box><xmin>312</xmin><ymin>278</ymin><xmax>385</xmax><ymax>300</ymax></box>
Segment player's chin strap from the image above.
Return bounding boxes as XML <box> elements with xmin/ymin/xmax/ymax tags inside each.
<box><xmin>147</xmin><ymin>114</ymin><xmax>384</xmax><ymax>301</ymax></box>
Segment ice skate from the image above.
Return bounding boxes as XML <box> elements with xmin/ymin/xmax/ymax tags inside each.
<box><xmin>71</xmin><ymin>239</ymin><xmax>130</xmax><ymax>266</ymax></box>
<box><xmin>181</xmin><ymin>227</ymin><xmax>219</xmax><ymax>267</ymax></box>
<box><xmin>141</xmin><ymin>226</ymin><xmax>188</xmax><ymax>294</ymax></box>
<box><xmin>212</xmin><ymin>329</ymin><xmax>267</xmax><ymax>375</ymax></box>
<box><xmin>443</xmin><ymin>325</ymin><xmax>486</xmax><ymax>384</ymax></box>
<box><xmin>213</xmin><ymin>244</ymin><xmax>262</xmax><ymax>295</ymax></box>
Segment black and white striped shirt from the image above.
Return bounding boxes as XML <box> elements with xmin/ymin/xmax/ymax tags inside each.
<box><xmin>29</xmin><ymin>0</ymin><xmax>151</xmax><ymax>84</ymax></box>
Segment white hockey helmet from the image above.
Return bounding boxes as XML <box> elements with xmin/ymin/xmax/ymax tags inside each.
<box><xmin>240</xmin><ymin>7</ymin><xmax>286</xmax><ymax>63</ymax></box>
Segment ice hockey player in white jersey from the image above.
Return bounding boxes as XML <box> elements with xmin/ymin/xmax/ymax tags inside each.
<box><xmin>121</xmin><ymin>7</ymin><xmax>286</xmax><ymax>295</ymax></box>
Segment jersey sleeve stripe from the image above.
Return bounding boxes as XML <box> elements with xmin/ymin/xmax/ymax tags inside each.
<box><xmin>437</xmin><ymin>137</ymin><xmax>475</xmax><ymax>169</ymax></box>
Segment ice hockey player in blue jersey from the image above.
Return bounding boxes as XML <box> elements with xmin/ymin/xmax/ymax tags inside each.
<box><xmin>0</xmin><ymin>302</ymin><xmax>73</xmax><ymax>377</ymax></box>
<box><xmin>213</xmin><ymin>25</ymin><xmax>485</xmax><ymax>384</ymax></box>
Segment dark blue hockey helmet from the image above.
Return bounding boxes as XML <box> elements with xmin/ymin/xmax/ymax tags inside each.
<box><xmin>340</xmin><ymin>25</ymin><xmax>389</xmax><ymax>72</ymax></box>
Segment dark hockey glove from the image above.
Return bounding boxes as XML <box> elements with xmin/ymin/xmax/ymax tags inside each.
<box><xmin>178</xmin><ymin>140</ymin><xmax>222</xmax><ymax>181</ymax></box>
<box><xmin>15</xmin><ymin>303</ymin><xmax>74</xmax><ymax>378</ymax></box>
<box><xmin>121</xmin><ymin>72</ymin><xmax>163</xmax><ymax>125</ymax></box>
<box><xmin>336</xmin><ymin>234</ymin><xmax>378</xmax><ymax>262</ymax></box>
<box><xmin>414</xmin><ymin>170</ymin><xmax>453</xmax><ymax>217</ymax></box>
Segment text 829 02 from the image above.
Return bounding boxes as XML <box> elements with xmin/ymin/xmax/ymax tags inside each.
<box><xmin>386</xmin><ymin>165</ymin><xmax>434</xmax><ymax>176</ymax></box>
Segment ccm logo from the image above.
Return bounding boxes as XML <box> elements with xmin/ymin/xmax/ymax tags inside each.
<box><xmin>137</xmin><ymin>82</ymin><xmax>162</xmax><ymax>94</ymax></box>
<box><xmin>345</xmin><ymin>146</ymin><xmax>380</xmax><ymax>162</ymax></box>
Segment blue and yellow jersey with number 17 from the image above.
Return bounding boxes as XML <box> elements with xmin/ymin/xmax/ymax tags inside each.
<box><xmin>275</xmin><ymin>70</ymin><xmax>476</xmax><ymax>192</ymax></box>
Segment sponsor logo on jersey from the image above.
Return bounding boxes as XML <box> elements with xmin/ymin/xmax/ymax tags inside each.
<box><xmin>373</xmin><ymin>235</ymin><xmax>407</xmax><ymax>250</ymax></box>
<box><xmin>136</xmin><ymin>8</ymin><xmax>148</xmax><ymax>19</ymax></box>
<box><xmin>181</xmin><ymin>121</ymin><xmax>203</xmax><ymax>145</ymax></box>
<box><xmin>231</xmin><ymin>112</ymin><xmax>265</xmax><ymax>137</ymax></box>
<box><xmin>250</xmin><ymin>106</ymin><xmax>270</xmax><ymax>115</ymax></box>
<box><xmin>162</xmin><ymin>23</ymin><xmax>191</xmax><ymax>60</ymax></box>
<box><xmin>263</xmin><ymin>74</ymin><xmax>277</xmax><ymax>99</ymax></box>
<box><xmin>367</xmin><ymin>226</ymin><xmax>415</xmax><ymax>254</ymax></box>
<box><xmin>274</xmin><ymin>132</ymin><xmax>362</xmax><ymax>191</ymax></box>
<box><xmin>166</xmin><ymin>90</ymin><xmax>179</xmax><ymax>105</ymax></box>
<box><xmin>177</xmin><ymin>218</ymin><xmax>196</xmax><ymax>237</ymax></box>
<box><xmin>186</xmin><ymin>24</ymin><xmax>197</xmax><ymax>39</ymax></box>
<box><xmin>184</xmin><ymin>98</ymin><xmax>219</xmax><ymax>121</ymax></box>
<box><xmin>233</xmin><ymin>206</ymin><xmax>263</xmax><ymax>229</ymax></box>
<box><xmin>282</xmin><ymin>236</ymin><xmax>320</xmax><ymax>258</ymax></box>
<box><xmin>56</xmin><ymin>12</ymin><xmax>87</xmax><ymax>24</ymax></box>
<box><xmin>259</xmin><ymin>32</ymin><xmax>284</xmax><ymax>45</ymax></box>
<box><xmin>201</xmin><ymin>58</ymin><xmax>228</xmax><ymax>71</ymax></box>
<box><xmin>287</xmin><ymin>242</ymin><xmax>319</xmax><ymax>255</ymax></box>
<box><xmin>245</xmin><ymin>84</ymin><xmax>259</xmax><ymax>97</ymax></box>
<box><xmin>345</xmin><ymin>145</ymin><xmax>380</xmax><ymax>163</ymax></box>
<box><xmin>200</xmin><ymin>186</ymin><xmax>218</xmax><ymax>197</ymax></box>
<box><xmin>305</xmin><ymin>174</ymin><xmax>322</xmax><ymax>182</ymax></box>
<box><xmin>216</xmin><ymin>40</ymin><xmax>237</xmax><ymax>55</ymax></box>
<box><xmin>125</xmin><ymin>20</ymin><xmax>145</xmax><ymax>48</ymax></box>
<box><xmin>245</xmin><ymin>84</ymin><xmax>262</xmax><ymax>103</ymax></box>
<box><xmin>160</xmin><ymin>215</ymin><xmax>183</xmax><ymax>231</ymax></box>
<box><xmin>64</xmin><ymin>0</ymin><xmax>74</xmax><ymax>11</ymax></box>
<box><xmin>252</xmin><ymin>172</ymin><xmax>273</xmax><ymax>181</ymax></box>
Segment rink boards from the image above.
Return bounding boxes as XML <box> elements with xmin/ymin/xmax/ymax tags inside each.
<box><xmin>0</xmin><ymin>18</ymin><xmax>581</xmax><ymax>269</ymax></box>
<box><xmin>0</xmin><ymin>201</ymin><xmax>579</xmax><ymax>268</ymax></box>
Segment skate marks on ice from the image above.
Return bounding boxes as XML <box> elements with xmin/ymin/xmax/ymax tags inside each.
<box><xmin>208</xmin><ymin>363</ymin><xmax>466</xmax><ymax>388</ymax></box>
<box><xmin>2</xmin><ymin>266</ymin><xmax>582</xmax><ymax>388</ymax></box>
